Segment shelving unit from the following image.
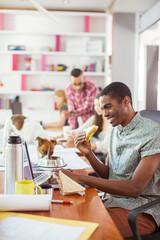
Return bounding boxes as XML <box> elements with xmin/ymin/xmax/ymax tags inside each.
<box><xmin>0</xmin><ymin>10</ymin><xmax>112</xmax><ymax>123</ymax></box>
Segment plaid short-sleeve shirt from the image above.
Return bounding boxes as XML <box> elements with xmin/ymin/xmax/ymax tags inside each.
<box><xmin>65</xmin><ymin>80</ymin><xmax>99</xmax><ymax>129</ymax></box>
<box><xmin>104</xmin><ymin>112</ymin><xmax>160</xmax><ymax>227</ymax></box>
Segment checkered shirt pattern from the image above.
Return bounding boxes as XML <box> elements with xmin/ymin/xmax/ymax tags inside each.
<box><xmin>65</xmin><ymin>80</ymin><xmax>99</xmax><ymax>129</ymax></box>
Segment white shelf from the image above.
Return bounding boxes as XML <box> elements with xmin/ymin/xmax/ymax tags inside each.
<box><xmin>0</xmin><ymin>51</ymin><xmax>106</xmax><ymax>57</ymax></box>
<box><xmin>0</xmin><ymin>91</ymin><xmax>55</xmax><ymax>96</ymax></box>
<box><xmin>0</xmin><ymin>71</ymin><xmax>106</xmax><ymax>76</ymax></box>
<box><xmin>0</xmin><ymin>30</ymin><xmax>106</xmax><ymax>37</ymax></box>
<box><xmin>0</xmin><ymin>9</ymin><xmax>112</xmax><ymax>120</ymax></box>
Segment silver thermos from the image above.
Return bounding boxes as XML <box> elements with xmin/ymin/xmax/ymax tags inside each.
<box><xmin>5</xmin><ymin>135</ymin><xmax>23</xmax><ymax>194</ymax></box>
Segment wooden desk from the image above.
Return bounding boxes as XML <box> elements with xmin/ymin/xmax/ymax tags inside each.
<box><xmin>0</xmin><ymin>170</ymin><xmax>123</xmax><ymax>240</ymax></box>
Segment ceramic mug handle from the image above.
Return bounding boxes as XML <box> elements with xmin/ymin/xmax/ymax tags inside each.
<box><xmin>34</xmin><ymin>185</ymin><xmax>43</xmax><ymax>194</ymax></box>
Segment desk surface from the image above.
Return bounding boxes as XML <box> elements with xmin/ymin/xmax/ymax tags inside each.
<box><xmin>0</xmin><ymin>170</ymin><xmax>123</xmax><ymax>240</ymax></box>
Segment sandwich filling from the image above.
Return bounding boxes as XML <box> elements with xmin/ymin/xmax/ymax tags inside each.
<box><xmin>84</xmin><ymin>125</ymin><xmax>98</xmax><ymax>142</ymax></box>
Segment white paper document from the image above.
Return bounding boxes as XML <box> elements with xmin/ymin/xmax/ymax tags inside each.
<box><xmin>0</xmin><ymin>216</ymin><xmax>86</xmax><ymax>240</ymax></box>
<box><xmin>53</xmin><ymin>147</ymin><xmax>90</xmax><ymax>169</ymax></box>
<box><xmin>0</xmin><ymin>194</ymin><xmax>51</xmax><ymax>211</ymax></box>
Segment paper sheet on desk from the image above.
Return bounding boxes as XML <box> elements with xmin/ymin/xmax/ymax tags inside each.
<box><xmin>0</xmin><ymin>194</ymin><xmax>51</xmax><ymax>211</ymax></box>
<box><xmin>0</xmin><ymin>213</ymin><xmax>98</xmax><ymax>240</ymax></box>
<box><xmin>53</xmin><ymin>150</ymin><xmax>90</xmax><ymax>169</ymax></box>
<box><xmin>0</xmin><ymin>216</ymin><xmax>86</xmax><ymax>240</ymax></box>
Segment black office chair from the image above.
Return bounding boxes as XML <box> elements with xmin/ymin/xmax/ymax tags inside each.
<box><xmin>125</xmin><ymin>110</ymin><xmax>160</xmax><ymax>240</ymax></box>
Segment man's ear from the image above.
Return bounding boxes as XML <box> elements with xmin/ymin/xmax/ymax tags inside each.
<box><xmin>36</xmin><ymin>137</ymin><xmax>44</xmax><ymax>146</ymax></box>
<box><xmin>124</xmin><ymin>96</ymin><xmax>130</xmax><ymax>106</ymax></box>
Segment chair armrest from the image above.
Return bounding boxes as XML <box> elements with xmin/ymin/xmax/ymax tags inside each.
<box><xmin>128</xmin><ymin>197</ymin><xmax>160</xmax><ymax>240</ymax></box>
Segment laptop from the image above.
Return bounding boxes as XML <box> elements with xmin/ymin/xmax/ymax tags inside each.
<box><xmin>22</xmin><ymin>140</ymin><xmax>53</xmax><ymax>188</ymax></box>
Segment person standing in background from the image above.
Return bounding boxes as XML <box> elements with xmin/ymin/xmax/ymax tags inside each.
<box><xmin>65</xmin><ymin>68</ymin><xmax>99</xmax><ymax>129</ymax></box>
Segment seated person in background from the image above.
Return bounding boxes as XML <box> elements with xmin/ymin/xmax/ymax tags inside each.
<box><xmin>61</xmin><ymin>82</ymin><xmax>160</xmax><ymax>238</ymax></box>
<box><xmin>43</xmin><ymin>90</ymin><xmax>68</xmax><ymax>129</ymax></box>
<box><xmin>65</xmin><ymin>68</ymin><xmax>99</xmax><ymax>129</ymax></box>
<box><xmin>68</xmin><ymin>94</ymin><xmax>112</xmax><ymax>159</ymax></box>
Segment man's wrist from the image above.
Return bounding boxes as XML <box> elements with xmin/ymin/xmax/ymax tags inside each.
<box><xmin>85</xmin><ymin>150</ymin><xmax>93</xmax><ymax>158</ymax></box>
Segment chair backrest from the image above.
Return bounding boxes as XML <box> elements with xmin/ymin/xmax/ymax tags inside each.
<box><xmin>11</xmin><ymin>102</ymin><xmax>22</xmax><ymax>115</ymax></box>
<box><xmin>139</xmin><ymin>110</ymin><xmax>160</xmax><ymax>124</ymax></box>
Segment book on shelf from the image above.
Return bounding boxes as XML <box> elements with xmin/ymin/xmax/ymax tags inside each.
<box><xmin>83</xmin><ymin>62</ymin><xmax>100</xmax><ymax>72</ymax></box>
<box><xmin>0</xmin><ymin>98</ymin><xmax>13</xmax><ymax>109</ymax></box>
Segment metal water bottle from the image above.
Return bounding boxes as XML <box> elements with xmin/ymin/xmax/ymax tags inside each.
<box><xmin>5</xmin><ymin>135</ymin><xmax>23</xmax><ymax>194</ymax></box>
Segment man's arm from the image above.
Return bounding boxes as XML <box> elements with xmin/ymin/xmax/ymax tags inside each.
<box><xmin>65</xmin><ymin>87</ymin><xmax>75</xmax><ymax>113</ymax></box>
<box><xmin>62</xmin><ymin>154</ymin><xmax>160</xmax><ymax>198</ymax></box>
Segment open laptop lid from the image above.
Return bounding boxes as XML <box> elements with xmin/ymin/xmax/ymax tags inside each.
<box><xmin>22</xmin><ymin>140</ymin><xmax>53</xmax><ymax>187</ymax></box>
<box><xmin>22</xmin><ymin>139</ymin><xmax>34</xmax><ymax>181</ymax></box>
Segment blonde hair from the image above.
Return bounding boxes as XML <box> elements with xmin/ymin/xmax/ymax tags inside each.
<box><xmin>54</xmin><ymin>90</ymin><xmax>67</xmax><ymax>110</ymax></box>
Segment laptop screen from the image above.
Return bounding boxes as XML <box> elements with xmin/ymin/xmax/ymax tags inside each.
<box><xmin>22</xmin><ymin>140</ymin><xmax>34</xmax><ymax>181</ymax></box>
<box><xmin>22</xmin><ymin>140</ymin><xmax>52</xmax><ymax>187</ymax></box>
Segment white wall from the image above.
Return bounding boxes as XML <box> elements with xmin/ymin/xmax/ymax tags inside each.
<box><xmin>112</xmin><ymin>13</ymin><xmax>139</xmax><ymax>110</ymax></box>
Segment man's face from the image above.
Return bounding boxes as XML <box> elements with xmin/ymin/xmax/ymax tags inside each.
<box><xmin>71</xmin><ymin>74</ymin><xmax>84</xmax><ymax>92</ymax></box>
<box><xmin>100</xmin><ymin>95</ymin><xmax>128</xmax><ymax>127</ymax></box>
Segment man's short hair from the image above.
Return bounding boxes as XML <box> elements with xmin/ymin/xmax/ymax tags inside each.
<box><xmin>71</xmin><ymin>68</ymin><xmax>83</xmax><ymax>77</ymax></box>
<box><xmin>100</xmin><ymin>82</ymin><xmax>132</xmax><ymax>105</ymax></box>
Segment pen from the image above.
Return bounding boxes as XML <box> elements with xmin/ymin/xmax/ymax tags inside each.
<box><xmin>51</xmin><ymin>200</ymin><xmax>74</xmax><ymax>204</ymax></box>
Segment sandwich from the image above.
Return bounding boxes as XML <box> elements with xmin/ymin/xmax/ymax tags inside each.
<box><xmin>84</xmin><ymin>125</ymin><xmax>98</xmax><ymax>142</ymax></box>
<box><xmin>59</xmin><ymin>170</ymin><xmax>86</xmax><ymax>195</ymax></box>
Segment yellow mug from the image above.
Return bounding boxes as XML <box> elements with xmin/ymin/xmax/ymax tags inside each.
<box><xmin>15</xmin><ymin>180</ymin><xmax>43</xmax><ymax>195</ymax></box>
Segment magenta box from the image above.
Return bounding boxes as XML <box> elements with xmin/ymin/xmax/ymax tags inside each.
<box><xmin>84</xmin><ymin>16</ymin><xmax>90</xmax><ymax>32</ymax></box>
<box><xmin>0</xmin><ymin>13</ymin><xmax>3</xmax><ymax>30</ymax></box>
<box><xmin>55</xmin><ymin>35</ymin><xmax>60</xmax><ymax>51</ymax></box>
<box><xmin>12</xmin><ymin>54</ymin><xmax>18</xmax><ymax>70</ymax></box>
<box><xmin>21</xmin><ymin>74</ymin><xmax>26</xmax><ymax>91</ymax></box>
<box><xmin>41</xmin><ymin>55</ymin><xmax>46</xmax><ymax>71</ymax></box>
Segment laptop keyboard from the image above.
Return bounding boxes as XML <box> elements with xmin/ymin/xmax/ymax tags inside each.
<box><xmin>33</xmin><ymin>171</ymin><xmax>59</xmax><ymax>189</ymax></box>
<box><xmin>33</xmin><ymin>171</ymin><xmax>51</xmax><ymax>186</ymax></box>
